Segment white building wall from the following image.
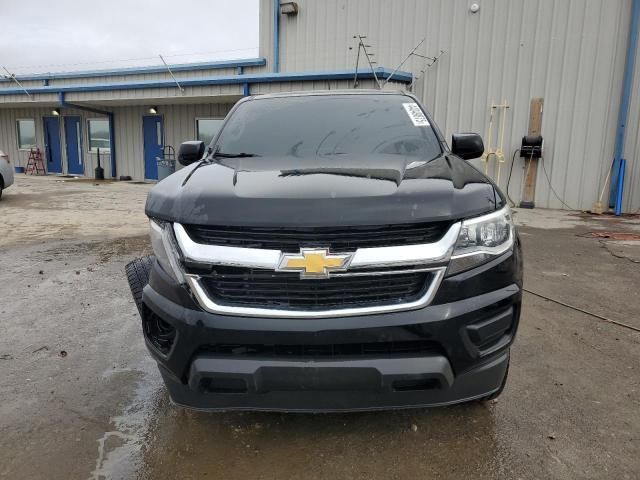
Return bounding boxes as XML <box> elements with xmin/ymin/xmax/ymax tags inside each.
<box><xmin>261</xmin><ymin>0</ymin><xmax>640</xmax><ymax>212</ymax></box>
<box><xmin>622</xmin><ymin>31</ymin><xmax>640</xmax><ymax>213</ymax></box>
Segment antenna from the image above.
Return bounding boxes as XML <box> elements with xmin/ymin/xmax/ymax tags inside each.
<box><xmin>409</xmin><ymin>50</ymin><xmax>445</xmax><ymax>91</ymax></box>
<box><xmin>382</xmin><ymin>38</ymin><xmax>425</xmax><ymax>87</ymax></box>
<box><xmin>1</xmin><ymin>66</ymin><xmax>32</xmax><ymax>98</ymax></box>
<box><xmin>350</xmin><ymin>38</ymin><xmax>362</xmax><ymax>88</ymax></box>
<box><xmin>351</xmin><ymin>35</ymin><xmax>382</xmax><ymax>89</ymax></box>
<box><xmin>159</xmin><ymin>55</ymin><xmax>185</xmax><ymax>94</ymax></box>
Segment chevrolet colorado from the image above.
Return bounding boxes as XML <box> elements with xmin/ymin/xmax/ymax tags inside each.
<box><xmin>126</xmin><ymin>91</ymin><xmax>522</xmax><ymax>412</ymax></box>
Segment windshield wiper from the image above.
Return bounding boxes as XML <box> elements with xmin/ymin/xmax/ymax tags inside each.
<box><xmin>181</xmin><ymin>158</ymin><xmax>213</xmax><ymax>186</ymax></box>
<box><xmin>212</xmin><ymin>151</ymin><xmax>259</xmax><ymax>158</ymax></box>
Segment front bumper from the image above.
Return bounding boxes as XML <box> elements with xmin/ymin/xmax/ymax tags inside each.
<box><xmin>159</xmin><ymin>351</ymin><xmax>509</xmax><ymax>412</ymax></box>
<box><xmin>136</xmin><ymin>247</ymin><xmax>522</xmax><ymax>412</ymax></box>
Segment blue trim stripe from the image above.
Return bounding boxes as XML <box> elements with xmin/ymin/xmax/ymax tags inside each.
<box><xmin>0</xmin><ymin>58</ymin><xmax>266</xmax><ymax>83</ymax></box>
<box><xmin>0</xmin><ymin>69</ymin><xmax>412</xmax><ymax>95</ymax></box>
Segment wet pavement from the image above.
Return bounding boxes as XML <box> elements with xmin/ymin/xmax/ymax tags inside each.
<box><xmin>1</xmin><ymin>176</ymin><xmax>639</xmax><ymax>479</ymax></box>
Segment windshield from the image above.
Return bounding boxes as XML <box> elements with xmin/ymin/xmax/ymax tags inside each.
<box><xmin>213</xmin><ymin>94</ymin><xmax>443</xmax><ymax>160</ymax></box>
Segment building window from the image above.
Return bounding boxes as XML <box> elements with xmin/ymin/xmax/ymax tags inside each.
<box><xmin>16</xmin><ymin>119</ymin><xmax>36</xmax><ymax>149</ymax></box>
<box><xmin>87</xmin><ymin>119</ymin><xmax>111</xmax><ymax>151</ymax></box>
<box><xmin>196</xmin><ymin>118</ymin><xmax>224</xmax><ymax>145</ymax></box>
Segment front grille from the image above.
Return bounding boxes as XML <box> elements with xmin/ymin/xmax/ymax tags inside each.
<box><xmin>183</xmin><ymin>222</ymin><xmax>451</xmax><ymax>252</ymax></box>
<box><xmin>199</xmin><ymin>267</ymin><xmax>431</xmax><ymax>310</ymax></box>
<box><xmin>197</xmin><ymin>340</ymin><xmax>444</xmax><ymax>358</ymax></box>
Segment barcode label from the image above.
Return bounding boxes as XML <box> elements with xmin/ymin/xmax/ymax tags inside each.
<box><xmin>402</xmin><ymin>102</ymin><xmax>430</xmax><ymax>127</ymax></box>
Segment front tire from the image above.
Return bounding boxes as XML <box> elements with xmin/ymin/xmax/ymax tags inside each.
<box><xmin>125</xmin><ymin>255</ymin><xmax>154</xmax><ymax>316</ymax></box>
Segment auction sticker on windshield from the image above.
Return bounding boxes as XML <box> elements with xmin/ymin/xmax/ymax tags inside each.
<box><xmin>403</xmin><ymin>102</ymin><xmax>430</xmax><ymax>127</ymax></box>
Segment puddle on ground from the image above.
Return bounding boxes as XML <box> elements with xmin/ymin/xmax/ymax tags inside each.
<box><xmin>90</xmin><ymin>361</ymin><xmax>165</xmax><ymax>480</ymax></box>
<box><xmin>88</xmin><ymin>362</ymin><xmax>508</xmax><ymax>480</ymax></box>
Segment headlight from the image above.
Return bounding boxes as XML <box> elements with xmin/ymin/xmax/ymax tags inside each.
<box><xmin>149</xmin><ymin>219</ymin><xmax>186</xmax><ymax>284</ymax></box>
<box><xmin>447</xmin><ymin>206</ymin><xmax>514</xmax><ymax>275</ymax></box>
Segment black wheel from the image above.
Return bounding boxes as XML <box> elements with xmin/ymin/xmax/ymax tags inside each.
<box><xmin>125</xmin><ymin>255</ymin><xmax>155</xmax><ymax>316</ymax></box>
<box><xmin>0</xmin><ymin>178</ymin><xmax>4</xmax><ymax>200</ymax></box>
<box><xmin>479</xmin><ymin>357</ymin><xmax>510</xmax><ymax>402</ymax></box>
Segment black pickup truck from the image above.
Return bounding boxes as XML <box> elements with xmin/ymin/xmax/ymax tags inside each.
<box><xmin>126</xmin><ymin>90</ymin><xmax>522</xmax><ymax>412</ymax></box>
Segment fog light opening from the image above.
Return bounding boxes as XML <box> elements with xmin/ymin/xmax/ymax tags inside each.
<box><xmin>141</xmin><ymin>305</ymin><xmax>176</xmax><ymax>355</ymax></box>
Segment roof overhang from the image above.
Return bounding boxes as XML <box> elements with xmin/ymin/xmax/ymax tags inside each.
<box><xmin>0</xmin><ymin>58</ymin><xmax>267</xmax><ymax>83</ymax></box>
<box><xmin>0</xmin><ymin>68</ymin><xmax>412</xmax><ymax>108</ymax></box>
<box><xmin>0</xmin><ymin>68</ymin><xmax>411</xmax><ymax>96</ymax></box>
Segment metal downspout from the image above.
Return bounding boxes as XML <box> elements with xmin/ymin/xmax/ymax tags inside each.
<box><xmin>610</xmin><ymin>0</ymin><xmax>640</xmax><ymax>210</ymax></box>
<box><xmin>273</xmin><ymin>0</ymin><xmax>280</xmax><ymax>72</ymax></box>
<box><xmin>108</xmin><ymin>113</ymin><xmax>116</xmax><ymax>178</ymax></box>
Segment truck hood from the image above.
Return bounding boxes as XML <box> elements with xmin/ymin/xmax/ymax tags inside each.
<box><xmin>145</xmin><ymin>154</ymin><xmax>498</xmax><ymax>227</ymax></box>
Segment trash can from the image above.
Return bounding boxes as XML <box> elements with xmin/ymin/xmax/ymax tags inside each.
<box><xmin>157</xmin><ymin>157</ymin><xmax>176</xmax><ymax>180</ymax></box>
<box><xmin>156</xmin><ymin>145</ymin><xmax>176</xmax><ymax>181</ymax></box>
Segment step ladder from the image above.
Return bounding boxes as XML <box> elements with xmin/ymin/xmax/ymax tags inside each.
<box><xmin>25</xmin><ymin>148</ymin><xmax>46</xmax><ymax>175</ymax></box>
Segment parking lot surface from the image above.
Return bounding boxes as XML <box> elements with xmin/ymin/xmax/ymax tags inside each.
<box><xmin>1</xmin><ymin>176</ymin><xmax>639</xmax><ymax>479</ymax></box>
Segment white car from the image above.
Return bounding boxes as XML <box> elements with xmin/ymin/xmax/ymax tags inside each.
<box><xmin>0</xmin><ymin>150</ymin><xmax>15</xmax><ymax>199</ymax></box>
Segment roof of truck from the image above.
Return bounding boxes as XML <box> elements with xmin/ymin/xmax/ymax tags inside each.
<box><xmin>246</xmin><ymin>89</ymin><xmax>414</xmax><ymax>100</ymax></box>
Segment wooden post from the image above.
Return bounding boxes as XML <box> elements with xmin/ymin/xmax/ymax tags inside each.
<box><xmin>520</xmin><ymin>98</ymin><xmax>544</xmax><ymax>208</ymax></box>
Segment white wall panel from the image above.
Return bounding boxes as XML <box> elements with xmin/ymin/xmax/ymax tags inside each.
<box><xmin>260</xmin><ymin>0</ymin><xmax>640</xmax><ymax>212</ymax></box>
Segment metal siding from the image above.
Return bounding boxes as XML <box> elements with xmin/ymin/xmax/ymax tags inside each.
<box><xmin>623</xmin><ymin>19</ymin><xmax>640</xmax><ymax>212</ymax></box>
<box><xmin>259</xmin><ymin>0</ymin><xmax>274</xmax><ymax>70</ymax></box>
<box><xmin>59</xmin><ymin>83</ymin><xmax>242</xmax><ymax>103</ymax></box>
<box><xmin>0</xmin><ymin>93</ymin><xmax>59</xmax><ymax>105</ymax></box>
<box><xmin>0</xmin><ymin>60</ymin><xmax>265</xmax><ymax>87</ymax></box>
<box><xmin>43</xmin><ymin>67</ymin><xmax>240</xmax><ymax>87</ymax></box>
<box><xmin>268</xmin><ymin>0</ymin><xmax>636</xmax><ymax>211</ymax></box>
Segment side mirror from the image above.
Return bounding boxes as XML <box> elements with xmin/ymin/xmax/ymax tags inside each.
<box><xmin>451</xmin><ymin>133</ymin><xmax>484</xmax><ymax>160</ymax></box>
<box><xmin>178</xmin><ymin>141</ymin><xmax>205</xmax><ymax>166</ymax></box>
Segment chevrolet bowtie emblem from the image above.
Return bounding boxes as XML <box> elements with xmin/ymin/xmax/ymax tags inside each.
<box><xmin>278</xmin><ymin>249</ymin><xmax>352</xmax><ymax>279</ymax></box>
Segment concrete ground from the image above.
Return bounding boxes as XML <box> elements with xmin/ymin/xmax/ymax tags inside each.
<box><xmin>0</xmin><ymin>175</ymin><xmax>639</xmax><ymax>480</ymax></box>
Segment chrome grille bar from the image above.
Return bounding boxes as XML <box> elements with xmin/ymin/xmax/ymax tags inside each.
<box><xmin>174</xmin><ymin>222</ymin><xmax>460</xmax><ymax>270</ymax></box>
<box><xmin>185</xmin><ymin>268</ymin><xmax>446</xmax><ymax>318</ymax></box>
<box><xmin>173</xmin><ymin>222</ymin><xmax>459</xmax><ymax>318</ymax></box>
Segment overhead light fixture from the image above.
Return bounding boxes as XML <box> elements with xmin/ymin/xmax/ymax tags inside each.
<box><xmin>52</xmin><ymin>108</ymin><xmax>60</xmax><ymax>116</ymax></box>
<box><xmin>149</xmin><ymin>106</ymin><xmax>158</xmax><ymax>114</ymax></box>
<box><xmin>280</xmin><ymin>1</ymin><xmax>298</xmax><ymax>15</ymax></box>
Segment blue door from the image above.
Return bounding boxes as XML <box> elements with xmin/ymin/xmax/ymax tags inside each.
<box><xmin>64</xmin><ymin>116</ymin><xmax>84</xmax><ymax>175</ymax></box>
<box><xmin>43</xmin><ymin>117</ymin><xmax>62</xmax><ymax>174</ymax></box>
<box><xmin>143</xmin><ymin>116</ymin><xmax>164</xmax><ymax>180</ymax></box>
